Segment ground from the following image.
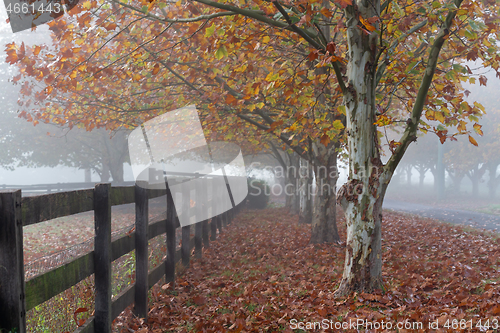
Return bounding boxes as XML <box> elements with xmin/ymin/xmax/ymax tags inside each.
<box><xmin>112</xmin><ymin>207</ymin><xmax>500</xmax><ymax>333</ymax></box>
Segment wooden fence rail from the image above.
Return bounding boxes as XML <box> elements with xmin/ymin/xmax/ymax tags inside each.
<box><xmin>0</xmin><ymin>176</ymin><xmax>244</xmax><ymax>333</ymax></box>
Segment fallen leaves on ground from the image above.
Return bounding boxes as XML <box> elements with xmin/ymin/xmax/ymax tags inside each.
<box><xmin>114</xmin><ymin>207</ymin><xmax>500</xmax><ymax>333</ymax></box>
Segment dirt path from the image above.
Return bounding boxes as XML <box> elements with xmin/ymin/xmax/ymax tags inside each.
<box><xmin>383</xmin><ymin>199</ymin><xmax>500</xmax><ymax>232</ymax></box>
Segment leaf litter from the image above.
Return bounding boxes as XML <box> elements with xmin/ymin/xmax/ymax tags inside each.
<box><xmin>115</xmin><ymin>208</ymin><xmax>500</xmax><ymax>332</ymax></box>
<box><xmin>113</xmin><ymin>208</ymin><xmax>499</xmax><ymax>332</ymax></box>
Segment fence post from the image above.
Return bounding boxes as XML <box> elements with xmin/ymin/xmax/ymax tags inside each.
<box><xmin>210</xmin><ymin>179</ymin><xmax>218</xmax><ymax>240</ymax></box>
<box><xmin>134</xmin><ymin>182</ymin><xmax>148</xmax><ymax>319</ymax></box>
<box><xmin>165</xmin><ymin>182</ymin><xmax>176</xmax><ymax>285</ymax></box>
<box><xmin>181</xmin><ymin>185</ymin><xmax>191</xmax><ymax>267</ymax></box>
<box><xmin>210</xmin><ymin>216</ymin><xmax>217</xmax><ymax>241</ymax></box>
<box><xmin>194</xmin><ymin>180</ymin><xmax>203</xmax><ymax>258</ymax></box>
<box><xmin>94</xmin><ymin>183</ymin><xmax>112</xmax><ymax>333</ymax></box>
<box><xmin>0</xmin><ymin>189</ymin><xmax>26</xmax><ymax>333</ymax></box>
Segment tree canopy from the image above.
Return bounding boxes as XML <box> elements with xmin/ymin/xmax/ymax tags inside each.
<box><xmin>6</xmin><ymin>0</ymin><xmax>500</xmax><ymax>295</ymax></box>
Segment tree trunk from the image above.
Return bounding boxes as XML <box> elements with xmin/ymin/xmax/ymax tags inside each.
<box><xmin>99</xmin><ymin>163</ymin><xmax>111</xmax><ymax>182</ymax></box>
<box><xmin>285</xmin><ymin>152</ymin><xmax>300</xmax><ymax>214</ymax></box>
<box><xmin>334</xmin><ymin>2</ymin><xmax>386</xmax><ymax>296</ymax></box>
<box><xmin>406</xmin><ymin>164</ymin><xmax>412</xmax><ymax>185</ymax></box>
<box><xmin>84</xmin><ymin>168</ymin><xmax>92</xmax><ymax>182</ymax></box>
<box><xmin>449</xmin><ymin>171</ymin><xmax>464</xmax><ymax>193</ymax></box>
<box><xmin>109</xmin><ymin>161</ymin><xmax>124</xmax><ymax>183</ymax></box>
<box><xmin>416</xmin><ymin>165</ymin><xmax>427</xmax><ymax>188</ymax></box>
<box><xmin>488</xmin><ymin>162</ymin><xmax>499</xmax><ymax>198</ymax></box>
<box><xmin>469</xmin><ymin>171</ymin><xmax>479</xmax><ymax>197</ymax></box>
<box><xmin>299</xmin><ymin>158</ymin><xmax>313</xmax><ymax>224</ymax></box>
<box><xmin>310</xmin><ymin>150</ymin><xmax>339</xmax><ymax>243</ymax></box>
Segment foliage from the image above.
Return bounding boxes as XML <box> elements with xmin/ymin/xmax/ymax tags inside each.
<box><xmin>246</xmin><ymin>178</ymin><xmax>270</xmax><ymax>209</ymax></box>
<box><xmin>114</xmin><ymin>207</ymin><xmax>500</xmax><ymax>332</ymax></box>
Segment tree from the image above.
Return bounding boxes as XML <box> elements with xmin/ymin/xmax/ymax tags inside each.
<box><xmin>7</xmin><ymin>1</ymin><xmax>344</xmax><ymax>243</ymax></box>
<box><xmin>7</xmin><ymin>0</ymin><xmax>500</xmax><ymax>296</ymax></box>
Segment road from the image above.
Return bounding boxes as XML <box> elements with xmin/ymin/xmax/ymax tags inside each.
<box><xmin>383</xmin><ymin>199</ymin><xmax>500</xmax><ymax>232</ymax></box>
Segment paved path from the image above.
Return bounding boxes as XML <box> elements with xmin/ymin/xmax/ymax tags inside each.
<box><xmin>383</xmin><ymin>199</ymin><xmax>500</xmax><ymax>232</ymax></box>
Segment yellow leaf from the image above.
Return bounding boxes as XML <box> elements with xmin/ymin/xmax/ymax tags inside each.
<box><xmin>76</xmin><ymin>83</ymin><xmax>83</xmax><ymax>91</ymax></box>
<box><xmin>457</xmin><ymin>121</ymin><xmax>466</xmax><ymax>132</ymax></box>
<box><xmin>262</xmin><ymin>36</ymin><xmax>270</xmax><ymax>44</ymax></box>
<box><xmin>234</xmin><ymin>64</ymin><xmax>247</xmax><ymax>73</ymax></box>
<box><xmin>434</xmin><ymin>112</ymin><xmax>445</xmax><ymax>123</ymax></box>
<box><xmin>468</xmin><ymin>135</ymin><xmax>478</xmax><ymax>146</ymax></box>
<box><xmin>473</xmin><ymin>123</ymin><xmax>483</xmax><ymax>136</ymax></box>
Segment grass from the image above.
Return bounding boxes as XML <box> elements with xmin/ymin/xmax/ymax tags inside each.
<box><xmin>476</xmin><ymin>203</ymin><xmax>500</xmax><ymax>216</ymax></box>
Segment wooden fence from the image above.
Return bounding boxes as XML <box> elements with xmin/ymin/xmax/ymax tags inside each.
<box><xmin>0</xmin><ymin>176</ymin><xmax>243</xmax><ymax>333</ymax></box>
<box><xmin>0</xmin><ymin>182</ymin><xmax>135</xmax><ymax>195</ymax></box>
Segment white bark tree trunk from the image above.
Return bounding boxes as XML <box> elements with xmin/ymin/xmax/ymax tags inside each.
<box><xmin>334</xmin><ymin>1</ymin><xmax>389</xmax><ymax>295</ymax></box>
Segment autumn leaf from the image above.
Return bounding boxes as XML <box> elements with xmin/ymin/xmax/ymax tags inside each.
<box><xmin>334</xmin><ymin>0</ymin><xmax>352</xmax><ymax>9</ymax></box>
<box><xmin>479</xmin><ymin>75</ymin><xmax>487</xmax><ymax>86</ymax></box>
<box><xmin>73</xmin><ymin>307</ymin><xmax>88</xmax><ymax>327</ymax></box>
<box><xmin>320</xmin><ymin>134</ymin><xmax>330</xmax><ymax>146</ymax></box>
<box><xmin>225</xmin><ymin>94</ymin><xmax>238</xmax><ymax>105</ymax></box>
<box><xmin>33</xmin><ymin>45</ymin><xmax>41</xmax><ymax>56</ymax></box>
<box><xmin>473</xmin><ymin>123</ymin><xmax>483</xmax><ymax>135</ymax></box>
<box><xmin>468</xmin><ymin>135</ymin><xmax>478</xmax><ymax>146</ymax></box>
<box><xmin>320</xmin><ymin>7</ymin><xmax>332</xmax><ymax>18</ymax></box>
<box><xmin>152</xmin><ymin>63</ymin><xmax>160</xmax><ymax>75</ymax></box>
<box><xmin>215</xmin><ymin>45</ymin><xmax>228</xmax><ymax>60</ymax></box>
<box><xmin>359</xmin><ymin>16</ymin><xmax>376</xmax><ymax>32</ymax></box>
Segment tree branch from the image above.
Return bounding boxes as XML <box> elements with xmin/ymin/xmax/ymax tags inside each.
<box><xmin>110</xmin><ymin>0</ymin><xmax>238</xmax><ymax>23</ymax></box>
<box><xmin>384</xmin><ymin>0</ymin><xmax>463</xmax><ymax>176</ymax></box>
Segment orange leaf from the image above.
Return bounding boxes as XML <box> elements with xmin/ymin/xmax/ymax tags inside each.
<box><xmin>468</xmin><ymin>135</ymin><xmax>478</xmax><ymax>146</ymax></box>
<box><xmin>33</xmin><ymin>45</ymin><xmax>41</xmax><ymax>56</ymax></box>
<box><xmin>320</xmin><ymin>7</ymin><xmax>332</xmax><ymax>18</ymax></box>
<box><xmin>359</xmin><ymin>16</ymin><xmax>376</xmax><ymax>32</ymax></box>
<box><xmin>225</xmin><ymin>94</ymin><xmax>238</xmax><ymax>106</ymax></box>
<box><xmin>152</xmin><ymin>63</ymin><xmax>160</xmax><ymax>75</ymax></box>
<box><xmin>320</xmin><ymin>134</ymin><xmax>330</xmax><ymax>146</ymax></box>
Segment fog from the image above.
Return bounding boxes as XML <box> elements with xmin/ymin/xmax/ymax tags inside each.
<box><xmin>0</xmin><ymin>8</ymin><xmax>136</xmax><ymax>187</ymax></box>
<box><xmin>1</xmin><ymin>5</ymin><xmax>499</xmax><ymax>213</ymax></box>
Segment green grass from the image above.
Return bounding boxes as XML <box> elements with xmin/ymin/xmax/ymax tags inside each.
<box><xmin>25</xmin><ymin>232</ymin><xmax>169</xmax><ymax>332</ymax></box>
<box><xmin>476</xmin><ymin>203</ymin><xmax>500</xmax><ymax>216</ymax></box>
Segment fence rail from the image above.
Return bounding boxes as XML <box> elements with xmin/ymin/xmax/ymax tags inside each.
<box><xmin>0</xmin><ymin>175</ymin><xmax>244</xmax><ymax>333</ymax></box>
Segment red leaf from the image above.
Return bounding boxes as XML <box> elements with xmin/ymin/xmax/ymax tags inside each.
<box><xmin>334</xmin><ymin>0</ymin><xmax>352</xmax><ymax>9</ymax></box>
<box><xmin>74</xmin><ymin>307</ymin><xmax>88</xmax><ymax>327</ymax></box>
<box><xmin>326</xmin><ymin>42</ymin><xmax>336</xmax><ymax>55</ymax></box>
<box><xmin>308</xmin><ymin>50</ymin><xmax>319</xmax><ymax>62</ymax></box>
<box><xmin>479</xmin><ymin>75</ymin><xmax>487</xmax><ymax>86</ymax></box>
